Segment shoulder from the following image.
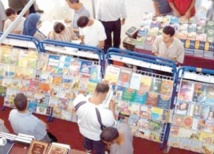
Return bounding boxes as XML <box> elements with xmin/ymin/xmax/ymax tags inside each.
<box><xmin>73</xmin><ymin>94</ymin><xmax>86</xmax><ymax>106</ymax></box>
<box><xmin>174</xmin><ymin>38</ymin><xmax>184</xmax><ymax>46</ymax></box>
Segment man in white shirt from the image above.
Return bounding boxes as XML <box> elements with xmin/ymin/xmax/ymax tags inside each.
<box><xmin>0</xmin><ymin>0</ymin><xmax>6</xmax><ymax>31</ymax></box>
<box><xmin>96</xmin><ymin>0</ymin><xmax>127</xmax><ymax>52</ymax></box>
<box><xmin>4</xmin><ymin>8</ymin><xmax>25</xmax><ymax>34</ymax></box>
<box><xmin>77</xmin><ymin>16</ymin><xmax>106</xmax><ymax>49</ymax></box>
<box><xmin>73</xmin><ymin>81</ymin><xmax>116</xmax><ymax>154</ymax></box>
<box><xmin>152</xmin><ymin>25</ymin><xmax>185</xmax><ymax>64</ymax></box>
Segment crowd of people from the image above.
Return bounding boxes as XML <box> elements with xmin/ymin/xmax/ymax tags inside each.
<box><xmin>0</xmin><ymin>0</ymin><xmax>214</xmax><ymax>153</ymax></box>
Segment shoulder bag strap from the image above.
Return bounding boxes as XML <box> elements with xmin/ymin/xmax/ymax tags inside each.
<box><xmin>95</xmin><ymin>108</ymin><xmax>105</xmax><ymax>130</ymax></box>
<box><xmin>74</xmin><ymin>101</ymin><xmax>87</xmax><ymax>111</ymax></box>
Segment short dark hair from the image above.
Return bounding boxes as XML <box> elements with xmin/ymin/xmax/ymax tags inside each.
<box><xmin>163</xmin><ymin>26</ymin><xmax>175</xmax><ymax>37</ymax></box>
<box><xmin>5</xmin><ymin>8</ymin><xmax>16</xmax><ymax>16</ymax></box>
<box><xmin>14</xmin><ymin>93</ymin><xmax>28</xmax><ymax>111</ymax></box>
<box><xmin>54</xmin><ymin>22</ymin><xmax>65</xmax><ymax>34</ymax></box>
<box><xmin>100</xmin><ymin>127</ymin><xmax>119</xmax><ymax>142</ymax></box>
<box><xmin>95</xmin><ymin>82</ymin><xmax>110</xmax><ymax>93</ymax></box>
<box><xmin>77</xmin><ymin>16</ymin><xmax>89</xmax><ymax>28</ymax></box>
<box><xmin>68</xmin><ymin>0</ymin><xmax>79</xmax><ymax>3</ymax></box>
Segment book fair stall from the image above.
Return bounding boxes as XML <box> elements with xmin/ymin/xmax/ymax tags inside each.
<box><xmin>104</xmin><ymin>48</ymin><xmax>177</xmax><ymax>149</ymax></box>
<box><xmin>168</xmin><ymin>66</ymin><xmax>214</xmax><ymax>154</ymax></box>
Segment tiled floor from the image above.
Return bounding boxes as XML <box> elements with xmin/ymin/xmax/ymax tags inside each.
<box><xmin>2</xmin><ymin>0</ymin><xmax>202</xmax><ymax>45</ymax></box>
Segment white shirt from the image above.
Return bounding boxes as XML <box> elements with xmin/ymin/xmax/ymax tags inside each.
<box><xmin>0</xmin><ymin>0</ymin><xmax>6</xmax><ymax>31</ymax></box>
<box><xmin>152</xmin><ymin>36</ymin><xmax>185</xmax><ymax>64</ymax></box>
<box><xmin>73</xmin><ymin>94</ymin><xmax>116</xmax><ymax>141</ymax></box>
<box><xmin>3</xmin><ymin>17</ymin><xmax>25</xmax><ymax>34</ymax></box>
<box><xmin>96</xmin><ymin>0</ymin><xmax>127</xmax><ymax>21</ymax></box>
<box><xmin>79</xmin><ymin>19</ymin><xmax>106</xmax><ymax>47</ymax></box>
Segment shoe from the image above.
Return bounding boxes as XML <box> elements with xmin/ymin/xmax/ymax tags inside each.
<box><xmin>36</xmin><ymin>9</ymin><xmax>44</xmax><ymax>13</ymax></box>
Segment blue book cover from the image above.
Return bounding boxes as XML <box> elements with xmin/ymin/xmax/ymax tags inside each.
<box><xmin>47</xmin><ymin>54</ymin><xmax>60</xmax><ymax>73</ymax></box>
<box><xmin>133</xmin><ymin>91</ymin><xmax>147</xmax><ymax>105</ymax></box>
<box><xmin>58</xmin><ymin>56</ymin><xmax>72</xmax><ymax>75</ymax></box>
<box><xmin>80</xmin><ymin>60</ymin><xmax>93</xmax><ymax>75</ymax></box>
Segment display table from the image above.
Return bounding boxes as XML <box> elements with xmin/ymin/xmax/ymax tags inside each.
<box><xmin>134</xmin><ymin>48</ymin><xmax>214</xmax><ymax>70</ymax></box>
<box><xmin>9</xmin><ymin>142</ymin><xmax>86</xmax><ymax>154</ymax></box>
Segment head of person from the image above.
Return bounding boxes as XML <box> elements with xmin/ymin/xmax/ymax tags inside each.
<box><xmin>100</xmin><ymin>127</ymin><xmax>119</xmax><ymax>145</ymax></box>
<box><xmin>53</xmin><ymin>22</ymin><xmax>65</xmax><ymax>34</ymax></box>
<box><xmin>162</xmin><ymin>26</ymin><xmax>175</xmax><ymax>44</ymax></box>
<box><xmin>5</xmin><ymin>8</ymin><xmax>17</xmax><ymax>21</ymax></box>
<box><xmin>66</xmin><ymin>0</ymin><xmax>79</xmax><ymax>10</ymax></box>
<box><xmin>14</xmin><ymin>93</ymin><xmax>28</xmax><ymax>112</ymax></box>
<box><xmin>77</xmin><ymin>16</ymin><xmax>89</xmax><ymax>28</ymax></box>
<box><xmin>23</xmin><ymin>13</ymin><xmax>41</xmax><ymax>36</ymax></box>
<box><xmin>94</xmin><ymin>81</ymin><xmax>110</xmax><ymax>102</ymax></box>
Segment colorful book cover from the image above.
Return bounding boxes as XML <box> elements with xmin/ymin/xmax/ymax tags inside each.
<box><xmin>18</xmin><ymin>49</ymin><xmax>29</xmax><ymax>68</ymax></box>
<box><xmin>36</xmin><ymin>106</ymin><xmax>48</xmax><ymax>115</ymax></box>
<box><xmin>204</xmin><ymin>42</ymin><xmax>214</xmax><ymax>59</ymax></box>
<box><xmin>199</xmin><ymin>131</ymin><xmax>214</xmax><ymax>144</ymax></box>
<box><xmin>182</xmin><ymin>116</ymin><xmax>193</xmax><ymax>129</ymax></box>
<box><xmin>79</xmin><ymin>75</ymin><xmax>90</xmax><ymax>92</ymax></box>
<box><xmin>10</xmin><ymin>48</ymin><xmax>20</xmax><ymax>66</ymax></box>
<box><xmin>10</xmin><ymin>79</ymin><xmax>22</xmax><ymax>90</ymax></box>
<box><xmin>37</xmin><ymin>53</ymin><xmax>49</xmax><ymax>71</ymax></box>
<box><xmin>4</xmin><ymin>88</ymin><xmax>19</xmax><ymax>108</ymax></box>
<box><xmin>38</xmin><ymin>83</ymin><xmax>51</xmax><ymax>94</ymax></box>
<box><xmin>129</xmin><ymin>73</ymin><xmax>141</xmax><ymax>90</ymax></box>
<box><xmin>150</xmin><ymin>78</ymin><xmax>162</xmax><ymax>93</ymax></box>
<box><xmin>117</xmin><ymin>112</ymin><xmax>130</xmax><ymax>124</ymax></box>
<box><xmin>50</xmin><ymin>85</ymin><xmax>60</xmax><ymax>97</ymax></box>
<box><xmin>157</xmin><ymin>95</ymin><xmax>170</xmax><ymax>110</ymax></box>
<box><xmin>205</xmin><ymin>85</ymin><xmax>214</xmax><ymax>105</ymax></box>
<box><xmin>117</xmin><ymin>100</ymin><xmax>130</xmax><ymax>115</ymax></box>
<box><xmin>173</xmin><ymin>114</ymin><xmax>184</xmax><ymax>127</ymax></box>
<box><xmin>57</xmin><ymin>88</ymin><xmax>72</xmax><ymax>99</ymax></box>
<box><xmin>139</xmin><ymin>75</ymin><xmax>152</xmax><ymax>92</ymax></box>
<box><xmin>201</xmin><ymin>105</ymin><xmax>210</xmax><ymax>120</ymax></box>
<box><xmin>167</xmin><ymin>136</ymin><xmax>180</xmax><ymax>148</ymax></box>
<box><xmin>80</xmin><ymin>60</ymin><xmax>93</xmax><ymax>76</ymax></box>
<box><xmin>27</xmin><ymin>50</ymin><xmax>38</xmax><ymax>69</ymax></box>
<box><xmin>121</xmin><ymin>88</ymin><xmax>135</xmax><ymax>102</ymax></box>
<box><xmin>69</xmin><ymin>59</ymin><xmax>81</xmax><ymax>76</ymax></box>
<box><xmin>193</xmin><ymin>82</ymin><xmax>207</xmax><ymax>103</ymax></box>
<box><xmin>170</xmin><ymin>125</ymin><xmax>180</xmax><ymax>137</ymax></box>
<box><xmin>39</xmin><ymin>71</ymin><xmax>52</xmax><ymax>83</ymax></box>
<box><xmin>191</xmin><ymin>117</ymin><xmax>199</xmax><ymax>130</ymax></box>
<box><xmin>145</xmin><ymin>92</ymin><xmax>159</xmax><ymax>107</ymax></box>
<box><xmin>184</xmin><ymin>40</ymin><xmax>195</xmax><ymax>55</ymax></box>
<box><xmin>34</xmin><ymin>93</ymin><xmax>49</xmax><ymax>108</ymax></box>
<box><xmin>175</xmin><ymin>100</ymin><xmax>189</xmax><ymax>115</ymax></box>
<box><xmin>20</xmin><ymin>80</ymin><xmax>30</xmax><ymax>92</ymax></box>
<box><xmin>86</xmin><ymin>80</ymin><xmax>98</xmax><ymax>94</ymax></box>
<box><xmin>148</xmin><ymin>120</ymin><xmax>162</xmax><ymax>132</ymax></box>
<box><xmin>29</xmin><ymin>80</ymin><xmax>39</xmax><ymax>92</ymax></box>
<box><xmin>138</xmin><ymin>118</ymin><xmax>150</xmax><ymax>130</ymax></box>
<box><xmin>113</xmin><ymin>86</ymin><xmax>124</xmax><ymax>100</ymax></box>
<box><xmin>128</xmin><ymin>114</ymin><xmax>140</xmax><ymax>126</ymax></box>
<box><xmin>117</xmin><ymin>67</ymin><xmax>132</xmax><ymax>88</ymax></box>
<box><xmin>133</xmin><ymin>90</ymin><xmax>147</xmax><ymax>105</ymax></box>
<box><xmin>48</xmin><ymin>96</ymin><xmax>59</xmax><ymax>108</ymax></box>
<box><xmin>62</xmin><ymin>76</ymin><xmax>73</xmax><ymax>89</ymax></box>
<box><xmin>90</xmin><ymin>65</ymin><xmax>101</xmax><ymax>82</ymax></box>
<box><xmin>1</xmin><ymin>46</ymin><xmax>11</xmax><ymax>64</ymax></box>
<box><xmin>178</xmin><ymin>127</ymin><xmax>198</xmax><ymax>139</ymax></box>
<box><xmin>5</xmin><ymin>64</ymin><xmax>15</xmax><ymax>77</ymax></box>
<box><xmin>58</xmin><ymin>55</ymin><xmax>72</xmax><ymax>75</ymax></box>
<box><xmin>28</xmin><ymin>99</ymin><xmax>38</xmax><ymax>113</ymax></box>
<box><xmin>140</xmin><ymin>105</ymin><xmax>151</xmax><ymax>119</ymax></box>
<box><xmin>159</xmin><ymin>79</ymin><xmax>173</xmax><ymax>96</ymax></box>
<box><xmin>57</xmin><ymin>98</ymin><xmax>69</xmax><ymax>110</ymax></box>
<box><xmin>178</xmin><ymin>80</ymin><xmax>194</xmax><ymax>101</ymax></box>
<box><xmin>129</xmin><ymin>102</ymin><xmax>141</xmax><ymax>114</ymax></box>
<box><xmin>2</xmin><ymin>77</ymin><xmax>12</xmax><ymax>88</ymax></box>
<box><xmin>46</xmin><ymin>54</ymin><xmax>60</xmax><ymax>73</ymax></box>
<box><xmin>51</xmin><ymin>74</ymin><xmax>62</xmax><ymax>86</ymax></box>
<box><xmin>151</xmin><ymin>107</ymin><xmax>163</xmax><ymax>121</ymax></box>
<box><xmin>190</xmin><ymin>140</ymin><xmax>202</xmax><ymax>153</ymax></box>
<box><xmin>104</xmin><ymin>65</ymin><xmax>120</xmax><ymax>84</ymax></box>
<box><xmin>0</xmin><ymin>63</ymin><xmax>7</xmax><ymax>77</ymax></box>
<box><xmin>204</xmin><ymin>120</ymin><xmax>214</xmax><ymax>133</ymax></box>
<box><xmin>201</xmin><ymin>144</ymin><xmax>214</xmax><ymax>154</ymax></box>
<box><xmin>71</xmin><ymin>76</ymin><xmax>80</xmax><ymax>91</ymax></box>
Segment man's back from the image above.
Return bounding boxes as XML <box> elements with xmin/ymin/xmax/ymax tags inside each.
<box><xmin>110</xmin><ymin>123</ymin><xmax>133</xmax><ymax>154</ymax></box>
<box><xmin>8</xmin><ymin>109</ymin><xmax>47</xmax><ymax>140</ymax></box>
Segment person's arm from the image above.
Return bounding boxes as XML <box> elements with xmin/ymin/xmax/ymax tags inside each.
<box><xmin>153</xmin><ymin>1</ymin><xmax>160</xmax><ymax>16</ymax></box>
<box><xmin>109</xmin><ymin>100</ymin><xmax>116</xmax><ymax>119</ymax></box>
<box><xmin>97</xmin><ymin>40</ymin><xmax>105</xmax><ymax>49</ymax></box>
<box><xmin>184</xmin><ymin>0</ymin><xmax>196</xmax><ymax>18</ymax></box>
<box><xmin>168</xmin><ymin>0</ymin><xmax>181</xmax><ymax>17</ymax></box>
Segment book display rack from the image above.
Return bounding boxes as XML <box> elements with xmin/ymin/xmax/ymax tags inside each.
<box><xmin>104</xmin><ymin>48</ymin><xmax>177</xmax><ymax>147</ymax></box>
<box><xmin>0</xmin><ymin>34</ymin><xmax>104</xmax><ymax>122</ymax></box>
<box><xmin>168</xmin><ymin>66</ymin><xmax>214</xmax><ymax>153</ymax></box>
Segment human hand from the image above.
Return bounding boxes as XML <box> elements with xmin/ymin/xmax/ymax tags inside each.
<box><xmin>64</xmin><ymin>18</ymin><xmax>72</xmax><ymax>23</ymax></box>
<box><xmin>109</xmin><ymin>100</ymin><xmax>116</xmax><ymax>111</ymax></box>
<box><xmin>173</xmin><ymin>10</ymin><xmax>181</xmax><ymax>17</ymax></box>
<box><xmin>184</xmin><ymin>10</ymin><xmax>191</xmax><ymax>19</ymax></box>
<box><xmin>121</xmin><ymin>19</ymin><xmax>125</xmax><ymax>25</ymax></box>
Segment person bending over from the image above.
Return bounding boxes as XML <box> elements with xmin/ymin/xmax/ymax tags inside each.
<box><xmin>100</xmin><ymin>123</ymin><xmax>133</xmax><ymax>154</ymax></box>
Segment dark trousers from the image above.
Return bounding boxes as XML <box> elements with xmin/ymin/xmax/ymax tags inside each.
<box><xmin>101</xmin><ymin>19</ymin><xmax>121</xmax><ymax>53</ymax></box>
<box><xmin>83</xmin><ymin>136</ymin><xmax>105</xmax><ymax>154</ymax></box>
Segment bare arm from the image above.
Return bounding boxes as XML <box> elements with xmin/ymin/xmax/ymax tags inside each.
<box><xmin>97</xmin><ymin>40</ymin><xmax>105</xmax><ymax>49</ymax></box>
<box><xmin>168</xmin><ymin>2</ymin><xmax>181</xmax><ymax>17</ymax></box>
<box><xmin>109</xmin><ymin>100</ymin><xmax>116</xmax><ymax>119</ymax></box>
<box><xmin>184</xmin><ymin>0</ymin><xmax>196</xmax><ymax>18</ymax></box>
<box><xmin>153</xmin><ymin>1</ymin><xmax>160</xmax><ymax>16</ymax></box>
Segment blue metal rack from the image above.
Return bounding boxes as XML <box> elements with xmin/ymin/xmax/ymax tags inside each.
<box><xmin>105</xmin><ymin>47</ymin><xmax>177</xmax><ymax>151</ymax></box>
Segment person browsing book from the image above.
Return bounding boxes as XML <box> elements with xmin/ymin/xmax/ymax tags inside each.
<box><xmin>73</xmin><ymin>81</ymin><xmax>116</xmax><ymax>154</ymax></box>
<box><xmin>8</xmin><ymin>93</ymin><xmax>57</xmax><ymax>143</ymax></box>
<box><xmin>100</xmin><ymin>123</ymin><xmax>134</xmax><ymax>154</ymax></box>
<box><xmin>152</xmin><ymin>26</ymin><xmax>185</xmax><ymax>64</ymax></box>
<box><xmin>23</xmin><ymin>13</ymin><xmax>46</xmax><ymax>40</ymax></box>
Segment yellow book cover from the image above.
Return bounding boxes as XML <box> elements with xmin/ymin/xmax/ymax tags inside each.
<box><xmin>104</xmin><ymin>65</ymin><xmax>120</xmax><ymax>84</ymax></box>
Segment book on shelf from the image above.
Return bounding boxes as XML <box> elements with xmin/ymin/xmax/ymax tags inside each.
<box><xmin>121</xmin><ymin>88</ymin><xmax>135</xmax><ymax>102</ymax></box>
<box><xmin>46</xmin><ymin>142</ymin><xmax>70</xmax><ymax>154</ymax></box>
<box><xmin>58</xmin><ymin>55</ymin><xmax>72</xmax><ymax>75</ymax></box>
<box><xmin>27</xmin><ymin>140</ymin><xmax>49</xmax><ymax>154</ymax></box>
<box><xmin>79</xmin><ymin>60</ymin><xmax>93</xmax><ymax>76</ymax></box>
<box><xmin>151</xmin><ymin>107</ymin><xmax>163</xmax><ymax>121</ymax></box>
<box><xmin>145</xmin><ymin>92</ymin><xmax>159</xmax><ymax>107</ymax></box>
<box><xmin>117</xmin><ymin>67</ymin><xmax>132</xmax><ymax>88</ymax></box>
<box><xmin>69</xmin><ymin>59</ymin><xmax>81</xmax><ymax>76</ymax></box>
<box><xmin>159</xmin><ymin>79</ymin><xmax>173</xmax><ymax>96</ymax></box>
<box><xmin>178</xmin><ymin>80</ymin><xmax>194</xmax><ymax>101</ymax></box>
<box><xmin>129</xmin><ymin>72</ymin><xmax>142</xmax><ymax>90</ymax></box>
<box><xmin>150</xmin><ymin>78</ymin><xmax>162</xmax><ymax>93</ymax></box>
<box><xmin>157</xmin><ymin>95</ymin><xmax>170</xmax><ymax>110</ymax></box>
<box><xmin>139</xmin><ymin>75</ymin><xmax>152</xmax><ymax>92</ymax></box>
<box><xmin>46</xmin><ymin>54</ymin><xmax>60</xmax><ymax>73</ymax></box>
<box><xmin>175</xmin><ymin>100</ymin><xmax>189</xmax><ymax>115</ymax></box>
<box><xmin>201</xmin><ymin>143</ymin><xmax>214</xmax><ymax>154</ymax></box>
<box><xmin>133</xmin><ymin>90</ymin><xmax>147</xmax><ymax>105</ymax></box>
